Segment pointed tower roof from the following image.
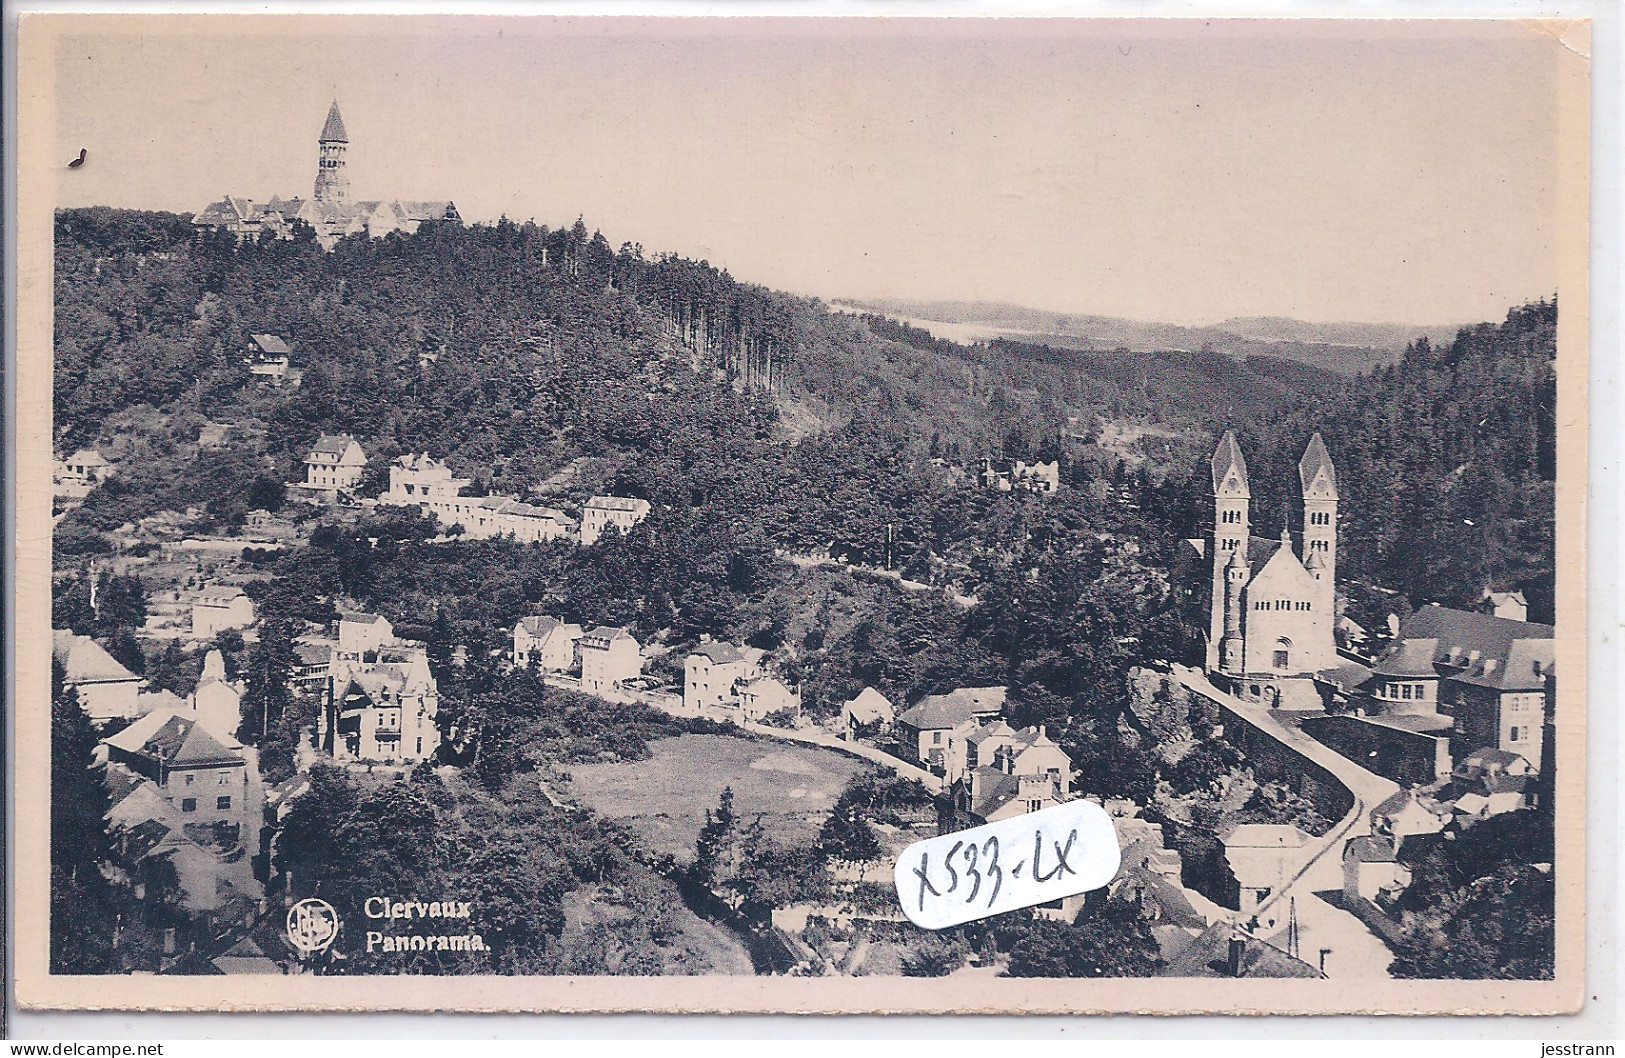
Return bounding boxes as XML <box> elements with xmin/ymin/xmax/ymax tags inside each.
<box><xmin>1211</xmin><ymin>431</ymin><xmax>1250</xmax><ymax>497</ymax></box>
<box><xmin>320</xmin><ymin>100</ymin><xmax>349</xmax><ymax>143</ymax></box>
<box><xmin>1298</xmin><ymin>432</ymin><xmax>1337</xmax><ymax>497</ymax></box>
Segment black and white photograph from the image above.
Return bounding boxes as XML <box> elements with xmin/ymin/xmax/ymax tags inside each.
<box><xmin>13</xmin><ymin>13</ymin><xmax>1589</xmax><ymax>1014</ymax></box>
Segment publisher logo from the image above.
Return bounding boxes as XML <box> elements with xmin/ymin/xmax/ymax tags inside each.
<box><xmin>286</xmin><ymin>897</ymin><xmax>340</xmax><ymax>954</ymax></box>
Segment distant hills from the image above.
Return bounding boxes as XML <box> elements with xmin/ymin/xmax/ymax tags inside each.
<box><xmin>833</xmin><ymin>298</ymin><xmax>1467</xmax><ymax>376</ymax></box>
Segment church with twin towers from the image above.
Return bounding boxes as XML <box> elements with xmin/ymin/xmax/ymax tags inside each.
<box><xmin>1182</xmin><ymin>430</ymin><xmax>1340</xmax><ymax>706</ymax></box>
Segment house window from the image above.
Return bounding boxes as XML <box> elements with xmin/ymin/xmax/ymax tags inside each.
<box><xmin>933</xmin><ymin>732</ymin><xmax>942</xmax><ymax>745</ymax></box>
<box><xmin>184</xmin><ymin>773</ymin><xmax>194</xmax><ymax>786</ymax></box>
<box><xmin>1401</xmin><ymin>685</ymin><xmax>1413</xmax><ymax>700</ymax></box>
<box><xmin>181</xmin><ymin>798</ymin><xmax>197</xmax><ymax>813</ymax></box>
<box><xmin>1274</xmin><ymin>650</ymin><xmax>1289</xmax><ymax>669</ymax></box>
<box><xmin>217</xmin><ymin>796</ymin><xmax>232</xmax><ymax>810</ymax></box>
<box><xmin>1027</xmin><ymin>800</ymin><xmax>1044</xmax><ymax>812</ymax></box>
<box><xmin>1510</xmin><ymin>726</ymin><xmax>1522</xmax><ymax>742</ymax></box>
<box><xmin>220</xmin><ymin>773</ymin><xmax>229</xmax><ymax>784</ymax></box>
<box><xmin>1273</xmin><ymin>638</ymin><xmax>1291</xmax><ymax>671</ymax></box>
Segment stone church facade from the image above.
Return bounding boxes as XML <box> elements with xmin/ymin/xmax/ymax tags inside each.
<box><xmin>193</xmin><ymin>101</ymin><xmax>460</xmax><ymax>249</ymax></box>
<box><xmin>1179</xmin><ymin>431</ymin><xmax>1340</xmax><ymax>705</ymax></box>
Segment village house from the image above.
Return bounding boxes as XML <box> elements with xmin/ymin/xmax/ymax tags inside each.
<box><xmin>244</xmin><ymin>334</ymin><xmax>299</xmax><ymax>386</ymax></box>
<box><xmin>1342</xmin><ymin>834</ymin><xmax>1411</xmax><ymax>906</ymax></box>
<box><xmin>952</xmin><ymin>723</ymin><xmax>1076</xmax><ymax>823</ymax></box>
<box><xmin>301</xmin><ymin>434</ymin><xmax>368</xmax><ymax>494</ymax></box>
<box><xmin>1013</xmin><ymin>460</ymin><xmax>1061</xmax><ymax>494</ymax></box>
<box><xmin>580</xmin><ymin>496</ymin><xmax>653</xmax><ymax>546</ymax></box>
<box><xmin>1220</xmin><ymin>823</ymin><xmax>1309</xmax><ymax>916</ymax></box>
<box><xmin>1441</xmin><ymin>747</ymin><xmax>1537</xmax><ymax>822</ymax></box>
<box><xmin>379</xmin><ymin>454</ymin><xmax>575</xmax><ymax>543</ymax></box>
<box><xmin>978</xmin><ymin>458</ymin><xmax>1061</xmax><ymax>495</ymax></box>
<box><xmin>579</xmin><ymin>626</ymin><xmax>642</xmax><ymax>695</ymax></box>
<box><xmin>895</xmin><ymin>686</ymin><xmax>1007</xmax><ymax>781</ymax></box>
<box><xmin>1317</xmin><ymin>604</ymin><xmax>1555</xmax><ymax>771</ymax></box>
<box><xmin>337</xmin><ymin>611</ymin><xmax>396</xmax><ymax>660</ymax></box>
<box><xmin>100</xmin><ymin>721</ymin><xmax>265</xmax><ymax>956</ymax></box>
<box><xmin>840</xmin><ymin>687</ymin><xmax>896</xmax><ymax>740</ymax></box>
<box><xmin>55</xmin><ymin>448</ymin><xmax>113</xmax><ymax>497</ymax></box>
<box><xmin>1368</xmin><ymin>787</ymin><xmax>1450</xmax><ymax>856</ymax></box>
<box><xmin>1159</xmin><ymin>922</ymin><xmax>1324</xmax><ymax>979</ymax></box>
<box><xmin>322</xmin><ymin>645</ymin><xmax>441</xmax><ymax>764</ymax></box>
<box><xmin>189</xmin><ymin>649</ymin><xmax>244</xmax><ymax>743</ymax></box>
<box><xmin>53</xmin><ymin>629</ymin><xmax>143</xmax><ymax>723</ymax></box>
<box><xmin>958</xmin><ymin>768</ymin><xmax>1067</xmax><ymax>825</ymax></box>
<box><xmin>964</xmin><ymin>722</ymin><xmax>1074</xmax><ymax>789</ymax></box>
<box><xmin>513</xmin><ymin>616</ymin><xmax>585</xmax><ymax>672</ymax></box>
<box><xmin>291</xmin><ymin>640</ymin><xmax>335</xmax><ymax>697</ymax></box>
<box><xmin>191</xmin><ymin>588</ymin><xmax>256</xmax><ymax>639</ymax></box>
<box><xmin>1479</xmin><ymin>590</ymin><xmax>1530</xmax><ymax>622</ymax></box>
<box><xmin>736</xmin><ymin>674</ymin><xmax>801</xmax><ymax>721</ymax></box>
<box><xmin>102</xmin><ymin>706</ymin><xmax>261</xmax><ymax>833</ymax></box>
<box><xmin>683</xmin><ymin>641</ymin><xmax>766</xmax><ymax>711</ymax></box>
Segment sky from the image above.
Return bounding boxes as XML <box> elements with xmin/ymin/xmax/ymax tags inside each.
<box><xmin>40</xmin><ymin>15</ymin><xmax>1578</xmax><ymax>326</ymax></box>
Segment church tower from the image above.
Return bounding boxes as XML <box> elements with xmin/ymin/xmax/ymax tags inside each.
<box><xmin>1299</xmin><ymin>432</ymin><xmax>1338</xmax><ymax>618</ymax></box>
<box><xmin>1208</xmin><ymin>431</ymin><xmax>1250</xmax><ymax>670</ymax></box>
<box><xmin>313</xmin><ymin>100</ymin><xmax>350</xmax><ymax>205</ymax></box>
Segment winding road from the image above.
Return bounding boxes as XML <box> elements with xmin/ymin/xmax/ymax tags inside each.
<box><xmin>1172</xmin><ymin>665</ymin><xmax>1400</xmax><ymax>978</ymax></box>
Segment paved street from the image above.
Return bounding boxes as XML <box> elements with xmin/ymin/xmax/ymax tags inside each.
<box><xmin>1173</xmin><ymin>665</ymin><xmax>1400</xmax><ymax>978</ymax></box>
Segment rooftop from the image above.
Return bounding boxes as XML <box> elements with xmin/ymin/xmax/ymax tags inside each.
<box><xmin>898</xmin><ymin>686</ymin><xmax>1008</xmax><ymax>730</ymax></box>
<box><xmin>1220</xmin><ymin>823</ymin><xmax>1308</xmax><ymax>849</ymax></box>
<box><xmin>103</xmin><ymin>709</ymin><xmax>245</xmax><ymax>769</ymax></box>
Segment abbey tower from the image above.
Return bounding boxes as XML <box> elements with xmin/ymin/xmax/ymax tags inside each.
<box><xmin>313</xmin><ymin>100</ymin><xmax>350</xmax><ymax>205</ymax></box>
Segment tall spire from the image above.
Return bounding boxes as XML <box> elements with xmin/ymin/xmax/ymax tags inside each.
<box><xmin>1298</xmin><ymin>431</ymin><xmax>1337</xmax><ymax>498</ymax></box>
<box><xmin>314</xmin><ymin>100</ymin><xmax>350</xmax><ymax>205</ymax></box>
<box><xmin>1211</xmin><ymin>430</ymin><xmax>1250</xmax><ymax>497</ymax></box>
<box><xmin>320</xmin><ymin>99</ymin><xmax>349</xmax><ymax>143</ymax></box>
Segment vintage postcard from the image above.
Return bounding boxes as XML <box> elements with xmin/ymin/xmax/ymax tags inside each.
<box><xmin>11</xmin><ymin>14</ymin><xmax>1590</xmax><ymax>1014</ymax></box>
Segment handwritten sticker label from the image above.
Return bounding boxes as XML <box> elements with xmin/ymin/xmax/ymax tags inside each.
<box><xmin>894</xmin><ymin>800</ymin><xmax>1120</xmax><ymax>929</ymax></box>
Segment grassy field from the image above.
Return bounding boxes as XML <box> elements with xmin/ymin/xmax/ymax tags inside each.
<box><xmin>564</xmin><ymin>732</ymin><xmax>876</xmax><ymax>861</ymax></box>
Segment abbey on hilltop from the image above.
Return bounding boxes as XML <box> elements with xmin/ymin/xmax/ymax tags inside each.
<box><xmin>1177</xmin><ymin>431</ymin><xmax>1340</xmax><ymax>708</ymax></box>
<box><xmin>193</xmin><ymin>100</ymin><xmax>460</xmax><ymax>249</ymax></box>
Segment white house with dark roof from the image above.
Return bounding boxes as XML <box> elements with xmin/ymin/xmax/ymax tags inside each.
<box><xmin>380</xmin><ymin>455</ymin><xmax>576</xmax><ymax>542</ymax></box>
<box><xmin>102</xmin><ymin>706</ymin><xmax>259</xmax><ymax>831</ymax></box>
<box><xmin>245</xmin><ymin>334</ymin><xmax>295</xmax><ymax>384</ymax></box>
<box><xmin>683</xmin><ymin>641</ymin><xmax>766</xmax><ymax>711</ymax></box>
<box><xmin>1342</xmin><ymin>834</ymin><xmax>1411</xmax><ymax>905</ymax></box>
<box><xmin>579</xmin><ymin>626</ymin><xmax>642</xmax><ymax>695</ymax></box>
<box><xmin>896</xmin><ymin>686</ymin><xmax>1007</xmax><ymax>780</ymax></box>
<box><xmin>954</xmin><ymin>723</ymin><xmax>1075</xmax><ymax>823</ymax></box>
<box><xmin>302</xmin><ymin>434</ymin><xmax>368</xmax><ymax>492</ymax></box>
<box><xmin>581</xmin><ymin>496</ymin><xmax>652</xmax><ymax>546</ymax></box>
<box><xmin>513</xmin><ymin>616</ymin><xmax>584</xmax><ymax>672</ymax></box>
<box><xmin>101</xmin><ymin>720</ymin><xmax>265</xmax><ymax>936</ymax></box>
